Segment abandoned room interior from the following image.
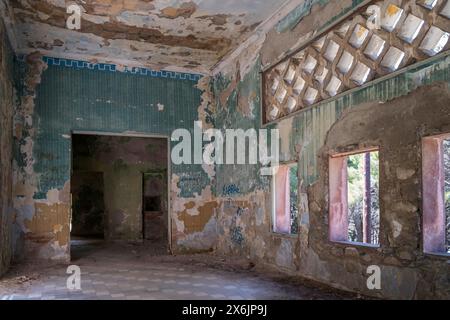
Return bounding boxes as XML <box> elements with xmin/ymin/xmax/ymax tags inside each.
<box><xmin>0</xmin><ymin>0</ymin><xmax>449</xmax><ymax>301</ymax></box>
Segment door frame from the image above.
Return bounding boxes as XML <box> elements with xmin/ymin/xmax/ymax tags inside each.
<box><xmin>70</xmin><ymin>131</ymin><xmax>172</xmax><ymax>255</ymax></box>
<box><xmin>142</xmin><ymin>169</ymin><xmax>168</xmax><ymax>241</ymax></box>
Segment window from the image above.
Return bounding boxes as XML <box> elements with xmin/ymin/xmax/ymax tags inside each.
<box><xmin>329</xmin><ymin>149</ymin><xmax>380</xmax><ymax>246</ymax></box>
<box><xmin>272</xmin><ymin>163</ymin><xmax>299</xmax><ymax>235</ymax></box>
<box><xmin>422</xmin><ymin>135</ymin><xmax>450</xmax><ymax>254</ymax></box>
<box><xmin>445</xmin><ymin>140</ymin><xmax>450</xmax><ymax>254</ymax></box>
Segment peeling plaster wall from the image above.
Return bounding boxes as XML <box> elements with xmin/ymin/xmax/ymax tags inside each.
<box><xmin>12</xmin><ymin>54</ymin><xmax>216</xmax><ymax>262</ymax></box>
<box><xmin>72</xmin><ymin>135</ymin><xmax>168</xmax><ymax>242</ymax></box>
<box><xmin>0</xmin><ymin>16</ymin><xmax>15</xmax><ymax>276</ymax></box>
<box><xmin>306</xmin><ymin>83</ymin><xmax>450</xmax><ymax>299</ymax></box>
<box><xmin>213</xmin><ymin>0</ymin><xmax>450</xmax><ymax>299</ymax></box>
<box><xmin>5</xmin><ymin>0</ymin><xmax>450</xmax><ymax>299</ymax></box>
<box><xmin>6</xmin><ymin>0</ymin><xmax>288</xmax><ymax>74</ymax></box>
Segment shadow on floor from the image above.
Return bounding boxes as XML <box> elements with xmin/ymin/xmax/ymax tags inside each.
<box><xmin>70</xmin><ymin>237</ymin><xmax>106</xmax><ymax>262</ymax></box>
<box><xmin>70</xmin><ymin>237</ymin><xmax>169</xmax><ymax>262</ymax></box>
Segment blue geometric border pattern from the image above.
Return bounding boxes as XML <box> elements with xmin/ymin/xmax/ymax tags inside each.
<box><xmin>17</xmin><ymin>54</ymin><xmax>202</xmax><ymax>82</ymax></box>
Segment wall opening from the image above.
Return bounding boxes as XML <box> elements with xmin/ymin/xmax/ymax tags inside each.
<box><xmin>422</xmin><ymin>134</ymin><xmax>450</xmax><ymax>255</ymax></box>
<box><xmin>70</xmin><ymin>133</ymin><xmax>169</xmax><ymax>258</ymax></box>
<box><xmin>272</xmin><ymin>163</ymin><xmax>299</xmax><ymax>235</ymax></box>
<box><xmin>445</xmin><ymin>139</ymin><xmax>450</xmax><ymax>253</ymax></box>
<box><xmin>143</xmin><ymin>171</ymin><xmax>168</xmax><ymax>244</ymax></box>
<box><xmin>329</xmin><ymin>149</ymin><xmax>380</xmax><ymax>246</ymax></box>
<box><xmin>71</xmin><ymin>171</ymin><xmax>105</xmax><ymax>239</ymax></box>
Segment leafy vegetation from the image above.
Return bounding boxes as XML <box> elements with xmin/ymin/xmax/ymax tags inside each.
<box><xmin>290</xmin><ymin>165</ymin><xmax>299</xmax><ymax>235</ymax></box>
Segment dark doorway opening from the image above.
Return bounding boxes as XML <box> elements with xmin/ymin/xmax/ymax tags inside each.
<box><xmin>71</xmin><ymin>172</ymin><xmax>105</xmax><ymax>239</ymax></box>
<box><xmin>70</xmin><ymin>133</ymin><xmax>169</xmax><ymax>260</ymax></box>
<box><xmin>143</xmin><ymin>171</ymin><xmax>167</xmax><ymax>244</ymax></box>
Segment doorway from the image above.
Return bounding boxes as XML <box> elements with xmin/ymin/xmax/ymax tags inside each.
<box><xmin>142</xmin><ymin>170</ymin><xmax>168</xmax><ymax>245</ymax></box>
<box><xmin>70</xmin><ymin>133</ymin><xmax>170</xmax><ymax>259</ymax></box>
<box><xmin>71</xmin><ymin>171</ymin><xmax>105</xmax><ymax>238</ymax></box>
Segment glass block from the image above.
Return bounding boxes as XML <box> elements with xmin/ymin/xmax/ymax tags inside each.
<box><xmin>303</xmin><ymin>55</ymin><xmax>318</xmax><ymax>74</ymax></box>
<box><xmin>364</xmin><ymin>34</ymin><xmax>386</xmax><ymax>61</ymax></box>
<box><xmin>275</xmin><ymin>61</ymin><xmax>288</xmax><ymax>74</ymax></box>
<box><xmin>304</xmin><ymin>87</ymin><xmax>319</xmax><ymax>105</ymax></box>
<box><xmin>398</xmin><ymin>14</ymin><xmax>425</xmax><ymax>44</ymax></box>
<box><xmin>418</xmin><ymin>0</ymin><xmax>438</xmax><ymax>10</ymax></box>
<box><xmin>293</xmin><ymin>77</ymin><xmax>306</xmax><ymax>95</ymax></box>
<box><xmin>275</xmin><ymin>87</ymin><xmax>287</xmax><ymax>104</ymax></box>
<box><xmin>312</xmin><ymin>37</ymin><xmax>326</xmax><ymax>52</ymax></box>
<box><xmin>286</xmin><ymin>97</ymin><xmax>297</xmax><ymax>113</ymax></box>
<box><xmin>284</xmin><ymin>65</ymin><xmax>296</xmax><ymax>84</ymax></box>
<box><xmin>350</xmin><ymin>62</ymin><xmax>371</xmax><ymax>85</ymax></box>
<box><xmin>268</xmin><ymin>106</ymin><xmax>280</xmax><ymax>120</ymax></box>
<box><xmin>336</xmin><ymin>21</ymin><xmax>351</xmax><ymax>38</ymax></box>
<box><xmin>270</xmin><ymin>78</ymin><xmax>280</xmax><ymax>94</ymax></box>
<box><xmin>326</xmin><ymin>76</ymin><xmax>342</xmax><ymax>97</ymax></box>
<box><xmin>336</xmin><ymin>51</ymin><xmax>354</xmax><ymax>74</ymax></box>
<box><xmin>293</xmin><ymin>50</ymin><xmax>306</xmax><ymax>61</ymax></box>
<box><xmin>349</xmin><ymin>24</ymin><xmax>369</xmax><ymax>49</ymax></box>
<box><xmin>324</xmin><ymin>40</ymin><xmax>340</xmax><ymax>62</ymax></box>
<box><xmin>314</xmin><ymin>66</ymin><xmax>329</xmax><ymax>85</ymax></box>
<box><xmin>380</xmin><ymin>47</ymin><xmax>405</xmax><ymax>71</ymax></box>
<box><xmin>419</xmin><ymin>26</ymin><xmax>449</xmax><ymax>56</ymax></box>
<box><xmin>381</xmin><ymin>4</ymin><xmax>404</xmax><ymax>32</ymax></box>
<box><xmin>441</xmin><ymin>0</ymin><xmax>450</xmax><ymax>19</ymax></box>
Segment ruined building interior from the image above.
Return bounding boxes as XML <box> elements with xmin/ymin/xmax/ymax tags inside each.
<box><xmin>0</xmin><ymin>0</ymin><xmax>449</xmax><ymax>301</ymax></box>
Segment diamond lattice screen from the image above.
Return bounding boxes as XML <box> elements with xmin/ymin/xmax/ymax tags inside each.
<box><xmin>263</xmin><ymin>0</ymin><xmax>450</xmax><ymax>124</ymax></box>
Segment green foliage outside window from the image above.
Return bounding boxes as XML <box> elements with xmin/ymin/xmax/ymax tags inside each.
<box><xmin>290</xmin><ymin>165</ymin><xmax>299</xmax><ymax>235</ymax></box>
<box><xmin>347</xmin><ymin>151</ymin><xmax>380</xmax><ymax>245</ymax></box>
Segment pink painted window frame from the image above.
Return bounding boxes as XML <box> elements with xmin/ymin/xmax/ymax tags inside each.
<box><xmin>328</xmin><ymin>148</ymin><xmax>380</xmax><ymax>245</ymax></box>
<box><xmin>422</xmin><ymin>134</ymin><xmax>449</xmax><ymax>255</ymax></box>
<box><xmin>273</xmin><ymin>164</ymin><xmax>293</xmax><ymax>234</ymax></box>
<box><xmin>329</xmin><ymin>156</ymin><xmax>349</xmax><ymax>242</ymax></box>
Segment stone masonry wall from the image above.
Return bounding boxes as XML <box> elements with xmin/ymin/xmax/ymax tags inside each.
<box><xmin>213</xmin><ymin>0</ymin><xmax>450</xmax><ymax>299</ymax></box>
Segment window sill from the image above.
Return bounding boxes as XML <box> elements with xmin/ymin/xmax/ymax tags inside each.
<box><xmin>424</xmin><ymin>251</ymin><xmax>450</xmax><ymax>260</ymax></box>
<box><xmin>271</xmin><ymin>232</ymin><xmax>298</xmax><ymax>239</ymax></box>
<box><xmin>332</xmin><ymin>240</ymin><xmax>380</xmax><ymax>249</ymax></box>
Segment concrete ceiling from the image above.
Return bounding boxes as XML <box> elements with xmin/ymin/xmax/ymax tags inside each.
<box><xmin>4</xmin><ymin>0</ymin><xmax>289</xmax><ymax>74</ymax></box>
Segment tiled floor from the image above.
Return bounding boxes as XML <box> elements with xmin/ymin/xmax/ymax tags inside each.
<box><xmin>0</xmin><ymin>240</ymin><xmax>352</xmax><ymax>300</ymax></box>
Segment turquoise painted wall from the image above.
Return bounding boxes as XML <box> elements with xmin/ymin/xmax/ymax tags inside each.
<box><xmin>213</xmin><ymin>59</ymin><xmax>270</xmax><ymax>197</ymax></box>
<box><xmin>15</xmin><ymin>58</ymin><xmax>211</xmax><ymax>200</ymax></box>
